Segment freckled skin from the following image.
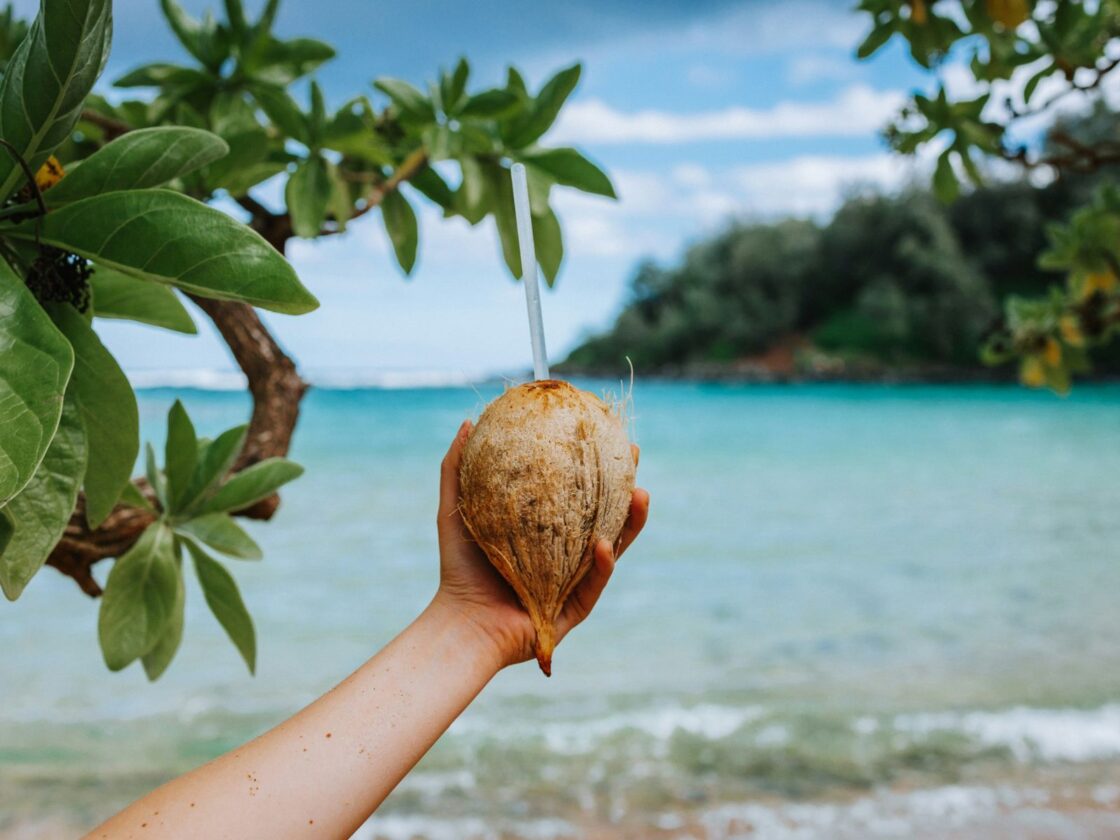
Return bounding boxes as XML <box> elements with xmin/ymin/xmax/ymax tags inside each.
<box><xmin>83</xmin><ymin>421</ymin><xmax>648</xmax><ymax>840</ymax></box>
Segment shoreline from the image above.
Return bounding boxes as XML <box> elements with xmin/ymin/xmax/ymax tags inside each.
<box><xmin>558</xmin><ymin>360</ymin><xmax>1120</xmax><ymax>386</ymax></box>
<box><xmin>8</xmin><ymin>775</ymin><xmax>1119</xmax><ymax>840</ymax></box>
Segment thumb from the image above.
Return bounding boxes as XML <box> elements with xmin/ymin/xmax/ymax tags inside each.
<box><xmin>438</xmin><ymin>420</ymin><xmax>472</xmax><ymax>531</ymax></box>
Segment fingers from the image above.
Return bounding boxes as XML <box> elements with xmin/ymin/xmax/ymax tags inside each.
<box><xmin>438</xmin><ymin>420</ymin><xmax>472</xmax><ymax>527</ymax></box>
<box><xmin>631</xmin><ymin>443</ymin><xmax>640</xmax><ymax>469</ymax></box>
<box><xmin>615</xmin><ymin>488</ymin><xmax>649</xmax><ymax>560</ymax></box>
<box><xmin>557</xmin><ymin>538</ymin><xmax>616</xmax><ymax>638</ymax></box>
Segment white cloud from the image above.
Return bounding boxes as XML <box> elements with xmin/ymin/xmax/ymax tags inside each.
<box><xmin>787</xmin><ymin>54</ymin><xmax>862</xmax><ymax>87</ymax></box>
<box><xmin>672</xmin><ymin>163</ymin><xmax>713</xmax><ymax>189</ymax></box>
<box><xmin>730</xmin><ymin>153</ymin><xmax>924</xmax><ymax>215</ymax></box>
<box><xmin>674</xmin><ymin>0</ymin><xmax>866</xmax><ymax>56</ymax></box>
<box><xmin>552</xmin><ymin>84</ymin><xmax>906</xmax><ymax>145</ymax></box>
<box><xmin>547</xmin><ymin>151</ymin><xmax>933</xmax><ymax>269</ymax></box>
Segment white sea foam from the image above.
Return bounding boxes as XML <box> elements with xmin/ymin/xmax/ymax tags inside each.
<box><xmin>352</xmin><ymin>815</ymin><xmax>578</xmax><ymax>840</ymax></box>
<box><xmin>893</xmin><ymin>704</ymin><xmax>1120</xmax><ymax>762</ymax></box>
<box><xmin>449</xmin><ymin>702</ymin><xmax>764</xmax><ymax>754</ymax></box>
<box><xmin>696</xmin><ymin>785</ymin><xmax>1052</xmax><ymax>840</ymax></box>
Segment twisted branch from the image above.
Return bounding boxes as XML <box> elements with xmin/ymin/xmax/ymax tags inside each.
<box><xmin>45</xmin><ymin>144</ymin><xmax>425</xmax><ymax>595</ymax></box>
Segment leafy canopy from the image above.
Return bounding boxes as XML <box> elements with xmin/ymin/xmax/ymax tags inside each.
<box><xmin>0</xmin><ymin>0</ymin><xmax>613</xmax><ymax>679</ymax></box>
<box><xmin>855</xmin><ymin>0</ymin><xmax>1120</xmax><ymax>391</ymax></box>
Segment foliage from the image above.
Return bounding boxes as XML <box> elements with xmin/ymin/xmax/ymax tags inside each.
<box><xmin>0</xmin><ymin>0</ymin><xmax>612</xmax><ymax>679</ymax></box>
<box><xmin>78</xmin><ymin>0</ymin><xmax>612</xmax><ymax>281</ymax></box>
<box><xmin>564</xmin><ymin>178</ymin><xmax>1105</xmax><ymax>374</ymax></box>
<box><xmin>855</xmin><ymin>0</ymin><xmax>1120</xmax><ymax>390</ymax></box>
<box><xmin>98</xmin><ymin>401</ymin><xmax>298</xmax><ymax>678</ymax></box>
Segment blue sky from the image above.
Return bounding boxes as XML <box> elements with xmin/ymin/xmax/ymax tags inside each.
<box><xmin>26</xmin><ymin>0</ymin><xmax>940</xmax><ymax>380</ymax></box>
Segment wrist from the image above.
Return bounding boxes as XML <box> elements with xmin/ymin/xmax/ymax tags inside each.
<box><xmin>426</xmin><ymin>592</ymin><xmax>510</xmax><ymax>675</ymax></box>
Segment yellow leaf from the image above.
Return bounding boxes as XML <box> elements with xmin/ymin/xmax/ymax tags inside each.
<box><xmin>910</xmin><ymin>0</ymin><xmax>928</xmax><ymax>25</ymax></box>
<box><xmin>1042</xmin><ymin>337</ymin><xmax>1061</xmax><ymax>366</ymax></box>
<box><xmin>985</xmin><ymin>0</ymin><xmax>1030</xmax><ymax>28</ymax></box>
<box><xmin>1084</xmin><ymin>270</ymin><xmax>1118</xmax><ymax>297</ymax></box>
<box><xmin>34</xmin><ymin>156</ymin><xmax>64</xmax><ymax>191</ymax></box>
<box><xmin>1059</xmin><ymin>315</ymin><xmax>1085</xmax><ymax>347</ymax></box>
<box><xmin>1021</xmin><ymin>356</ymin><xmax>1046</xmax><ymax>388</ymax></box>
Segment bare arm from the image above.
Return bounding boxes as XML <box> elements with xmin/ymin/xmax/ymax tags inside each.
<box><xmin>86</xmin><ymin>420</ymin><xmax>649</xmax><ymax>840</ymax></box>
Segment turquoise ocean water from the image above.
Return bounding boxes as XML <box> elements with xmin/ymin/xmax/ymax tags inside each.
<box><xmin>3</xmin><ymin>381</ymin><xmax>1120</xmax><ymax>838</ymax></box>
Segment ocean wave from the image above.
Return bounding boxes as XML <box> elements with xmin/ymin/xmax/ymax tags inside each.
<box><xmin>893</xmin><ymin>704</ymin><xmax>1120</xmax><ymax>762</ymax></box>
<box><xmin>449</xmin><ymin>702</ymin><xmax>765</xmax><ymax>754</ymax></box>
<box><xmin>354</xmin><ymin>815</ymin><xmax>577</xmax><ymax>840</ymax></box>
<box><xmin>696</xmin><ymin>785</ymin><xmax>1054</xmax><ymax>840</ymax></box>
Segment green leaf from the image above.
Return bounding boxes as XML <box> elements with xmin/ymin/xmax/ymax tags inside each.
<box><xmin>114</xmin><ymin>62</ymin><xmax>210</xmax><ymax>89</ymax></box>
<box><xmin>323</xmin><ymin>99</ymin><xmax>392</xmax><ymax>163</ymax></box>
<box><xmin>411</xmin><ymin>165</ymin><xmax>454</xmax><ymax>209</ymax></box>
<box><xmin>0</xmin><ymin>397</ymin><xmax>87</xmax><ymax>600</ymax></box>
<box><xmin>196</xmin><ymin>457</ymin><xmax>303</xmax><ymax>514</ymax></box>
<box><xmin>222</xmin><ymin>0</ymin><xmax>247</xmax><ymax>38</ymax></box>
<box><xmin>0</xmin><ymin>264</ymin><xmax>74</xmax><ymax>506</ymax></box>
<box><xmin>0</xmin><ymin>0</ymin><xmax>112</xmax><ymax>200</ymax></box>
<box><xmin>189</xmin><ymin>540</ymin><xmax>256</xmax><ymax>673</ymax></box>
<box><xmin>164</xmin><ymin>400</ymin><xmax>197</xmax><ymax>513</ymax></box>
<box><xmin>141</xmin><ymin>549</ymin><xmax>184</xmax><ymax>681</ymax></box>
<box><xmin>176</xmin><ymin>512</ymin><xmax>261</xmax><ymax>559</ymax></box>
<box><xmin>145</xmin><ymin>442</ymin><xmax>167</xmax><ymax>511</ymax></box>
<box><xmin>285</xmin><ymin>156</ymin><xmax>332</xmax><ymax>238</ymax></box>
<box><xmin>120</xmin><ymin>481</ymin><xmax>156</xmax><ymax>513</ymax></box>
<box><xmin>933</xmin><ymin>150</ymin><xmax>959</xmax><ymax>203</ymax></box>
<box><xmin>382</xmin><ymin>189</ymin><xmax>419</xmax><ymax>275</ymax></box>
<box><xmin>48</xmin><ymin>305</ymin><xmax>138</xmax><ymax>527</ymax></box>
<box><xmin>246</xmin><ymin>37</ymin><xmax>334</xmax><ymax>87</ymax></box>
<box><xmin>47</xmin><ymin>128</ymin><xmax>229</xmax><ymax>205</ymax></box>
<box><xmin>440</xmin><ymin>58</ymin><xmax>469</xmax><ymax>113</ymax></box>
<box><xmin>251</xmin><ymin>83</ymin><xmax>309</xmax><ymax>144</ymax></box>
<box><xmin>486</xmin><ymin>162</ymin><xmax>522</xmax><ymax>277</ymax></box>
<box><xmin>533</xmin><ymin>207</ymin><xmax>563</xmax><ymax>287</ymax></box>
<box><xmin>308</xmin><ymin>80</ymin><xmax>327</xmax><ymax>142</ymax></box>
<box><xmin>160</xmin><ymin>0</ymin><xmax>225</xmax><ymax>70</ymax></box>
<box><xmin>90</xmin><ymin>266</ymin><xmax>197</xmax><ymax>334</ymax></box>
<box><xmin>183</xmin><ymin>424</ymin><xmax>246</xmax><ymax>509</ymax></box>
<box><xmin>521</xmin><ymin>148</ymin><xmax>615</xmax><ymax>198</ymax></box>
<box><xmin>11</xmin><ymin>190</ymin><xmax>320</xmax><ymax>315</ymax></box>
<box><xmin>455</xmin><ymin>155</ymin><xmax>490</xmax><ymax>225</ymax></box>
<box><xmin>459</xmin><ymin>88</ymin><xmax>519</xmax><ymax>119</ymax></box>
<box><xmin>856</xmin><ymin>23</ymin><xmax>893</xmax><ymax>59</ymax></box>
<box><xmin>201</xmin><ymin>119</ymin><xmax>277</xmax><ymax>195</ymax></box>
<box><xmin>326</xmin><ymin>161</ymin><xmax>352</xmax><ymax>232</ymax></box>
<box><xmin>504</xmin><ymin>63</ymin><xmax>581</xmax><ymax>149</ymax></box>
<box><xmin>0</xmin><ymin>510</ymin><xmax>12</xmax><ymax>556</ymax></box>
<box><xmin>373</xmin><ymin>77</ymin><xmax>435</xmax><ymax>121</ymax></box>
<box><xmin>98</xmin><ymin>523</ymin><xmax>180</xmax><ymax>671</ymax></box>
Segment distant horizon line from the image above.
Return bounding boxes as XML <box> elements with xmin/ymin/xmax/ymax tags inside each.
<box><xmin>127</xmin><ymin>368</ymin><xmax>519</xmax><ymax>391</ymax></box>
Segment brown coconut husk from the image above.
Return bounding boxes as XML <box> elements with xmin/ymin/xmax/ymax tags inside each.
<box><xmin>459</xmin><ymin>380</ymin><xmax>636</xmax><ymax>675</ymax></box>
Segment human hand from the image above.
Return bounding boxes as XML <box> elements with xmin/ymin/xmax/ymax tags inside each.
<box><xmin>432</xmin><ymin>419</ymin><xmax>649</xmax><ymax>670</ymax></box>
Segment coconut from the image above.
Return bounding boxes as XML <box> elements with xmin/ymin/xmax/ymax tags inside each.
<box><xmin>459</xmin><ymin>380</ymin><xmax>635</xmax><ymax>676</ymax></box>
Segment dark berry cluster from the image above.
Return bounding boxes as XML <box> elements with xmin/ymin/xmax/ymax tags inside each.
<box><xmin>25</xmin><ymin>247</ymin><xmax>92</xmax><ymax>312</ymax></box>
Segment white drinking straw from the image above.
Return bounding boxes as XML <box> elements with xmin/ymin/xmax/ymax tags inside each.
<box><xmin>510</xmin><ymin>163</ymin><xmax>550</xmax><ymax>381</ymax></box>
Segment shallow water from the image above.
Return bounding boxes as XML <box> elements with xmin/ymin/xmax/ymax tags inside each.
<box><xmin>3</xmin><ymin>381</ymin><xmax>1120</xmax><ymax>837</ymax></box>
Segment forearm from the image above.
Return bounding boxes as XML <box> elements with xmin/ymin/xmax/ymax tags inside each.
<box><xmin>87</xmin><ymin>597</ymin><xmax>502</xmax><ymax>840</ymax></box>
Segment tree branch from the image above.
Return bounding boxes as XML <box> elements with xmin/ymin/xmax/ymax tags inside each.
<box><xmin>44</xmin><ymin>139</ymin><xmax>430</xmax><ymax>595</ymax></box>
<box><xmin>79</xmin><ymin>108</ymin><xmax>133</xmax><ymax>142</ymax></box>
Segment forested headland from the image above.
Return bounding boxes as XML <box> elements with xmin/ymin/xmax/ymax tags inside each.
<box><xmin>563</xmin><ymin>107</ymin><xmax>1120</xmax><ymax>382</ymax></box>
